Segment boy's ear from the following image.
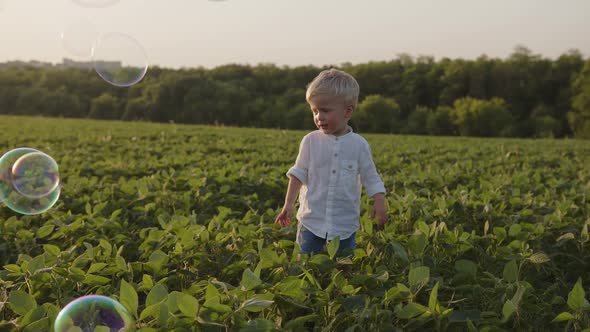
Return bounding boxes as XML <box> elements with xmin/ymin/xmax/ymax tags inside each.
<box><xmin>344</xmin><ymin>104</ymin><xmax>354</xmax><ymax>119</ymax></box>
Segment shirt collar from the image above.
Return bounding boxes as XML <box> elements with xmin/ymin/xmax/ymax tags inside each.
<box><xmin>322</xmin><ymin>125</ymin><xmax>354</xmax><ymax>139</ymax></box>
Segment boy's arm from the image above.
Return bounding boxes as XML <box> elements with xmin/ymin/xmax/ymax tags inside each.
<box><xmin>358</xmin><ymin>141</ymin><xmax>386</xmax><ymax>198</ymax></box>
<box><xmin>286</xmin><ymin>135</ymin><xmax>310</xmax><ymax>185</ymax></box>
<box><xmin>370</xmin><ymin>192</ymin><xmax>388</xmax><ymax>228</ymax></box>
<box><xmin>276</xmin><ymin>135</ymin><xmax>309</xmax><ymax>226</ymax></box>
<box><xmin>284</xmin><ymin>175</ymin><xmax>302</xmax><ymax>209</ymax></box>
<box><xmin>359</xmin><ymin>141</ymin><xmax>388</xmax><ymax>227</ymax></box>
<box><xmin>276</xmin><ymin>174</ymin><xmax>303</xmax><ymax>226</ymax></box>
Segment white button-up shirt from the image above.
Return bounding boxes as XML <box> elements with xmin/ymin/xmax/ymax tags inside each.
<box><xmin>286</xmin><ymin>126</ymin><xmax>386</xmax><ymax>240</ymax></box>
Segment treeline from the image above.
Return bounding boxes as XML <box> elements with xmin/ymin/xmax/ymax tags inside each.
<box><xmin>1</xmin><ymin>46</ymin><xmax>589</xmax><ymax>138</ymax></box>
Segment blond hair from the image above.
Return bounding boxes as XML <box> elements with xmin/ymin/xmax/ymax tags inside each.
<box><xmin>305</xmin><ymin>68</ymin><xmax>360</xmax><ymax>108</ymax></box>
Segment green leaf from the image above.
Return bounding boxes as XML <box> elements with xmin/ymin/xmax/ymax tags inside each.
<box><xmin>82</xmin><ymin>274</ymin><xmax>111</xmax><ymax>286</ymax></box>
<box><xmin>511</xmin><ymin>286</ymin><xmax>526</xmax><ymax>308</ymax></box>
<box><xmin>116</xmin><ymin>256</ymin><xmax>127</xmax><ymax>271</ymax></box>
<box><xmin>142</xmin><ymin>274</ymin><xmax>154</xmax><ymax>289</ymax></box>
<box><xmin>87</xmin><ymin>263</ymin><xmax>107</xmax><ymax>274</ymax></box>
<box><xmin>22</xmin><ymin>317</ymin><xmax>49</xmax><ymax>332</ymax></box>
<box><xmin>146</xmin><ymin>250</ymin><xmax>169</xmax><ymax>273</ymax></box>
<box><xmin>203</xmin><ymin>296</ymin><xmax>232</xmax><ymax>313</ymax></box>
<box><xmin>120</xmin><ymin>279</ymin><xmax>138</xmax><ymax>318</ymax></box>
<box><xmin>390</xmin><ymin>241</ymin><xmax>409</xmax><ymax>263</ymax></box>
<box><xmin>551</xmin><ymin>312</ymin><xmax>574</xmax><ymax>323</ymax></box>
<box><xmin>259</xmin><ymin>248</ymin><xmax>281</xmax><ymax>269</ymax></box>
<box><xmin>556</xmin><ymin>232</ymin><xmax>575</xmax><ymax>242</ymax></box>
<box><xmin>177</xmin><ymin>292</ymin><xmax>199</xmax><ymax>318</ymax></box>
<box><xmin>455</xmin><ymin>259</ymin><xmax>477</xmax><ymax>278</ymax></box>
<box><xmin>508</xmin><ymin>224</ymin><xmax>521</xmax><ymax>237</ymax></box>
<box><xmin>99</xmin><ymin>239</ymin><xmax>112</xmax><ymax>256</ymax></box>
<box><xmin>408</xmin><ymin>233</ymin><xmax>427</xmax><ymax>257</ymax></box>
<box><xmin>240</xmin><ymin>297</ymin><xmax>274</xmax><ymax>312</ymax></box>
<box><xmin>581</xmin><ymin>223</ymin><xmax>589</xmax><ymax>243</ymax></box>
<box><xmin>241</xmin><ymin>268</ymin><xmax>262</xmax><ymax>291</ymax></box>
<box><xmin>493</xmin><ymin>227</ymin><xmax>506</xmax><ymax>243</ymax></box>
<box><xmin>428</xmin><ymin>282</ymin><xmax>439</xmax><ymax>312</ymax></box>
<box><xmin>567</xmin><ymin>278</ymin><xmax>586</xmax><ymax>311</ymax></box>
<box><xmin>9</xmin><ymin>290</ymin><xmax>37</xmax><ymax>316</ymax></box>
<box><xmin>502</xmin><ymin>300</ymin><xmax>516</xmax><ymax>322</ymax></box>
<box><xmin>21</xmin><ymin>303</ymin><xmax>47</xmax><ymax>325</ymax></box>
<box><xmin>219</xmin><ymin>185</ymin><xmax>230</xmax><ymax>194</ymax></box>
<box><xmin>284</xmin><ymin>314</ymin><xmax>320</xmax><ymax>330</ymax></box>
<box><xmin>397</xmin><ymin>302</ymin><xmax>428</xmax><ymax>319</ymax></box>
<box><xmin>327</xmin><ymin>236</ymin><xmax>340</xmax><ymax>259</ymax></box>
<box><xmin>36</xmin><ymin>224</ymin><xmax>54</xmax><ymax>239</ymax></box>
<box><xmin>26</xmin><ymin>255</ymin><xmax>45</xmax><ymax>275</ymax></box>
<box><xmin>4</xmin><ymin>264</ymin><xmax>21</xmax><ymax>273</ymax></box>
<box><xmin>528</xmin><ymin>252</ymin><xmax>550</xmax><ymax>264</ymax></box>
<box><xmin>43</xmin><ymin>244</ymin><xmax>61</xmax><ymax>256</ymax></box>
<box><xmin>342</xmin><ymin>295</ymin><xmax>367</xmax><ymax>312</ymax></box>
<box><xmin>502</xmin><ymin>260</ymin><xmax>518</xmax><ymax>283</ymax></box>
<box><xmin>409</xmin><ymin>266</ymin><xmax>430</xmax><ymax>291</ymax></box>
<box><xmin>146</xmin><ymin>284</ymin><xmax>168</xmax><ymax>307</ymax></box>
<box><xmin>157</xmin><ymin>303</ymin><xmax>168</xmax><ymax>327</ymax></box>
<box><xmin>139</xmin><ymin>303</ymin><xmax>160</xmax><ymax>321</ymax></box>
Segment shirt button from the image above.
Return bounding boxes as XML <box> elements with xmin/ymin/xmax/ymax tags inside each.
<box><xmin>335</xmin><ymin>138</ymin><xmax>339</xmax><ymax>141</ymax></box>
<box><xmin>332</xmin><ymin>170</ymin><xmax>336</xmax><ymax>174</ymax></box>
<box><xmin>334</xmin><ymin>153</ymin><xmax>338</xmax><ymax>157</ymax></box>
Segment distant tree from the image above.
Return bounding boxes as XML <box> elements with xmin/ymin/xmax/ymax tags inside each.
<box><xmin>451</xmin><ymin>97</ymin><xmax>514</xmax><ymax>137</ymax></box>
<box><xmin>426</xmin><ymin>106</ymin><xmax>455</xmax><ymax>136</ymax></box>
<box><xmin>403</xmin><ymin>106</ymin><xmax>430</xmax><ymax>135</ymax></box>
<box><xmin>529</xmin><ymin>104</ymin><xmax>561</xmax><ymax>138</ymax></box>
<box><xmin>0</xmin><ymin>48</ymin><xmax>587</xmax><ymax>138</ymax></box>
<box><xmin>43</xmin><ymin>86</ymin><xmax>82</xmax><ymax>117</ymax></box>
<box><xmin>532</xmin><ymin>116</ymin><xmax>560</xmax><ymax>138</ymax></box>
<box><xmin>89</xmin><ymin>93</ymin><xmax>119</xmax><ymax>119</ymax></box>
<box><xmin>356</xmin><ymin>94</ymin><xmax>401</xmax><ymax>133</ymax></box>
<box><xmin>568</xmin><ymin>60</ymin><xmax>590</xmax><ymax>139</ymax></box>
<box><xmin>15</xmin><ymin>87</ymin><xmax>48</xmax><ymax>115</ymax></box>
<box><xmin>439</xmin><ymin>59</ymin><xmax>469</xmax><ymax>106</ymax></box>
<box><xmin>122</xmin><ymin>97</ymin><xmax>152</xmax><ymax>121</ymax></box>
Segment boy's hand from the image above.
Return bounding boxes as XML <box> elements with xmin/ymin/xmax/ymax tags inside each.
<box><xmin>275</xmin><ymin>206</ymin><xmax>293</xmax><ymax>227</ymax></box>
<box><xmin>370</xmin><ymin>194</ymin><xmax>388</xmax><ymax>229</ymax></box>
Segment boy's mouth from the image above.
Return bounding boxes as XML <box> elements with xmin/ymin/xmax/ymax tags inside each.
<box><xmin>319</xmin><ymin>124</ymin><xmax>328</xmax><ymax>129</ymax></box>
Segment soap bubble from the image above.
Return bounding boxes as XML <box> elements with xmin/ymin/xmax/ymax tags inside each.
<box><xmin>91</xmin><ymin>32</ymin><xmax>148</xmax><ymax>87</ymax></box>
<box><xmin>54</xmin><ymin>295</ymin><xmax>135</xmax><ymax>332</ymax></box>
<box><xmin>0</xmin><ymin>148</ymin><xmax>60</xmax><ymax>215</ymax></box>
<box><xmin>11</xmin><ymin>151</ymin><xmax>60</xmax><ymax>199</ymax></box>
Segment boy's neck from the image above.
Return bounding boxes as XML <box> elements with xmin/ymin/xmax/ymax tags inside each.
<box><xmin>332</xmin><ymin>126</ymin><xmax>351</xmax><ymax>137</ymax></box>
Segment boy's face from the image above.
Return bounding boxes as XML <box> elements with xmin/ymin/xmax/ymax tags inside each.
<box><xmin>308</xmin><ymin>95</ymin><xmax>354</xmax><ymax>136</ymax></box>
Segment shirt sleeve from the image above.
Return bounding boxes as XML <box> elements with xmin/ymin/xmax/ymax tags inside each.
<box><xmin>359</xmin><ymin>139</ymin><xmax>386</xmax><ymax>197</ymax></box>
<box><xmin>286</xmin><ymin>134</ymin><xmax>309</xmax><ymax>184</ymax></box>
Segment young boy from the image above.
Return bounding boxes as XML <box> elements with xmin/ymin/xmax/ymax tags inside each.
<box><xmin>275</xmin><ymin>68</ymin><xmax>387</xmax><ymax>256</ymax></box>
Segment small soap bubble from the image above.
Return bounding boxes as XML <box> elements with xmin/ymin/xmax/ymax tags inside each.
<box><xmin>54</xmin><ymin>295</ymin><xmax>135</xmax><ymax>332</ymax></box>
<box><xmin>0</xmin><ymin>148</ymin><xmax>60</xmax><ymax>215</ymax></box>
<box><xmin>91</xmin><ymin>32</ymin><xmax>149</xmax><ymax>87</ymax></box>
<box><xmin>11</xmin><ymin>151</ymin><xmax>60</xmax><ymax>199</ymax></box>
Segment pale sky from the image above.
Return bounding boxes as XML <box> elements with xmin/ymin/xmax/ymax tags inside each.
<box><xmin>0</xmin><ymin>0</ymin><xmax>589</xmax><ymax>69</ymax></box>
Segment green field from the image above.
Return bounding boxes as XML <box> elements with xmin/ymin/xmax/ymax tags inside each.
<box><xmin>0</xmin><ymin>115</ymin><xmax>589</xmax><ymax>331</ymax></box>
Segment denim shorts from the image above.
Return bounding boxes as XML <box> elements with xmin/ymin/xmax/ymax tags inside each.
<box><xmin>296</xmin><ymin>224</ymin><xmax>356</xmax><ymax>256</ymax></box>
